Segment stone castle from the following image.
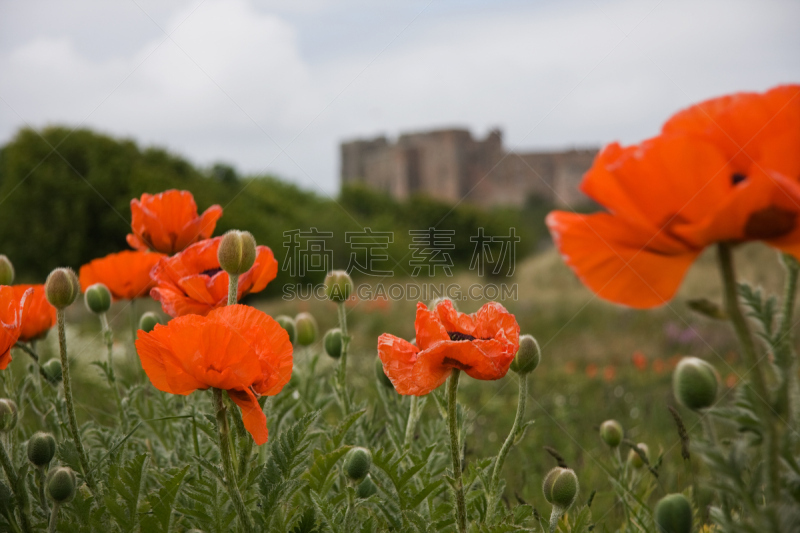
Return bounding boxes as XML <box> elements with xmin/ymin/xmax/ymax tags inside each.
<box><xmin>340</xmin><ymin>128</ymin><xmax>597</xmax><ymax>208</ymax></box>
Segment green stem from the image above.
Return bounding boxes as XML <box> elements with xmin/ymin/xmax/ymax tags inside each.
<box><xmin>778</xmin><ymin>253</ymin><xmax>799</xmax><ymax>424</ymax></box>
<box><xmin>36</xmin><ymin>466</ymin><xmax>49</xmax><ymax>515</ymax></box>
<box><xmin>56</xmin><ymin>310</ymin><xmax>95</xmax><ymax>491</ymax></box>
<box><xmin>403</xmin><ymin>396</ymin><xmax>420</xmax><ymax>449</ymax></box>
<box><xmin>447</xmin><ymin>370</ymin><xmax>467</xmax><ymax>533</ymax></box>
<box><xmin>717</xmin><ymin>243</ymin><xmax>779</xmax><ymax>501</ymax></box>
<box><xmin>100</xmin><ymin>313</ymin><xmax>127</xmax><ymax>429</ymax></box>
<box><xmin>336</xmin><ymin>302</ymin><xmax>351</xmax><ymax>414</ymax></box>
<box><xmin>489</xmin><ymin>374</ymin><xmax>527</xmax><ymax>494</ymax></box>
<box><xmin>548</xmin><ymin>506</ymin><xmax>562</xmax><ymax>533</ymax></box>
<box><xmin>47</xmin><ymin>502</ymin><xmax>60</xmax><ymax>533</ymax></box>
<box><xmin>0</xmin><ymin>438</ymin><xmax>32</xmax><ymax>533</ymax></box>
<box><xmin>228</xmin><ymin>274</ymin><xmax>239</xmax><ymax>306</ymax></box>
<box><xmin>213</xmin><ymin>388</ymin><xmax>254</xmax><ymax>533</ymax></box>
<box><xmin>129</xmin><ymin>299</ymin><xmax>138</xmax><ymax>344</ymax></box>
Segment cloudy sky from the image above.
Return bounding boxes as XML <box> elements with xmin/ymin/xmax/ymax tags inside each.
<box><xmin>1</xmin><ymin>0</ymin><xmax>798</xmax><ymax>194</ymax></box>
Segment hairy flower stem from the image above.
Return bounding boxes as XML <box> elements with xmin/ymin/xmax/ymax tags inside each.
<box><xmin>228</xmin><ymin>274</ymin><xmax>239</xmax><ymax>306</ymax></box>
<box><xmin>717</xmin><ymin>243</ymin><xmax>779</xmax><ymax>501</ymax></box>
<box><xmin>100</xmin><ymin>313</ymin><xmax>127</xmax><ymax>429</ymax></box>
<box><xmin>47</xmin><ymin>502</ymin><xmax>60</xmax><ymax>533</ymax></box>
<box><xmin>403</xmin><ymin>396</ymin><xmax>420</xmax><ymax>449</ymax></box>
<box><xmin>778</xmin><ymin>253</ymin><xmax>799</xmax><ymax>425</ymax></box>
<box><xmin>447</xmin><ymin>370</ymin><xmax>467</xmax><ymax>533</ymax></box>
<box><xmin>36</xmin><ymin>466</ymin><xmax>49</xmax><ymax>515</ymax></box>
<box><xmin>0</xmin><ymin>439</ymin><xmax>32</xmax><ymax>533</ymax></box>
<box><xmin>336</xmin><ymin>302</ymin><xmax>351</xmax><ymax>414</ymax></box>
<box><xmin>489</xmin><ymin>374</ymin><xmax>527</xmax><ymax>499</ymax></box>
<box><xmin>56</xmin><ymin>310</ymin><xmax>96</xmax><ymax>492</ymax></box>
<box><xmin>548</xmin><ymin>506</ymin><xmax>562</xmax><ymax>533</ymax></box>
<box><xmin>213</xmin><ymin>388</ymin><xmax>254</xmax><ymax>533</ymax></box>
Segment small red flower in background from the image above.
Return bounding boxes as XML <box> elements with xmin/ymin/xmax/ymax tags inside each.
<box><xmin>585</xmin><ymin>363</ymin><xmax>598</xmax><ymax>378</ymax></box>
<box><xmin>653</xmin><ymin>358</ymin><xmax>665</xmax><ymax>374</ymax></box>
<box><xmin>632</xmin><ymin>350</ymin><xmax>648</xmax><ymax>371</ymax></box>
<box><xmin>378</xmin><ymin>300</ymin><xmax>520</xmax><ymax>396</ymax></box>
<box><xmin>10</xmin><ymin>285</ymin><xmax>56</xmax><ymax>342</ymax></box>
<box><xmin>0</xmin><ymin>286</ymin><xmax>32</xmax><ymax>369</ymax></box>
<box><xmin>150</xmin><ymin>236</ymin><xmax>278</xmax><ymax>317</ymax></box>
<box><xmin>127</xmin><ymin>190</ymin><xmax>223</xmax><ymax>255</ymax></box>
<box><xmin>603</xmin><ymin>365</ymin><xmax>616</xmax><ymax>382</ymax></box>
<box><xmin>725</xmin><ymin>373</ymin><xmax>739</xmax><ymax>388</ymax></box>
<box><xmin>135</xmin><ymin>305</ymin><xmax>293</xmax><ymax>444</ymax></box>
<box><xmin>79</xmin><ymin>251</ymin><xmax>165</xmax><ymax>300</ymax></box>
<box><xmin>547</xmin><ymin>85</ymin><xmax>800</xmax><ymax>309</ymax></box>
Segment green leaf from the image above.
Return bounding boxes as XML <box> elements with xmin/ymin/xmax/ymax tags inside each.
<box><xmin>140</xmin><ymin>466</ymin><xmax>190</xmax><ymax>533</ymax></box>
<box><xmin>104</xmin><ymin>453</ymin><xmax>149</xmax><ymax>533</ymax></box>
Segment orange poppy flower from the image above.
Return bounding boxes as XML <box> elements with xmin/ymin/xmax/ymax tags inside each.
<box><xmin>127</xmin><ymin>190</ymin><xmax>223</xmax><ymax>255</ymax></box>
<box><xmin>79</xmin><ymin>251</ymin><xmax>165</xmax><ymax>300</ymax></box>
<box><xmin>585</xmin><ymin>363</ymin><xmax>598</xmax><ymax>378</ymax></box>
<box><xmin>135</xmin><ymin>304</ymin><xmax>293</xmax><ymax>445</ymax></box>
<box><xmin>603</xmin><ymin>365</ymin><xmax>616</xmax><ymax>382</ymax></box>
<box><xmin>547</xmin><ymin>85</ymin><xmax>800</xmax><ymax>308</ymax></box>
<box><xmin>11</xmin><ymin>285</ymin><xmax>56</xmax><ymax>342</ymax></box>
<box><xmin>0</xmin><ymin>286</ymin><xmax>32</xmax><ymax>369</ymax></box>
<box><xmin>378</xmin><ymin>300</ymin><xmax>519</xmax><ymax>396</ymax></box>
<box><xmin>150</xmin><ymin>236</ymin><xmax>278</xmax><ymax>317</ymax></box>
<box><xmin>632</xmin><ymin>350</ymin><xmax>648</xmax><ymax>371</ymax></box>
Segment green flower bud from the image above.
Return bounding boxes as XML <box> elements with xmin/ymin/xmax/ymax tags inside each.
<box><xmin>27</xmin><ymin>432</ymin><xmax>57</xmax><ymax>467</ymax></box>
<box><xmin>0</xmin><ymin>255</ymin><xmax>14</xmax><ymax>285</ymax></box>
<box><xmin>45</xmin><ymin>268</ymin><xmax>80</xmax><ymax>309</ymax></box>
<box><xmin>654</xmin><ymin>493</ymin><xmax>693</xmax><ymax>533</ymax></box>
<box><xmin>510</xmin><ymin>334</ymin><xmax>541</xmax><ymax>375</ymax></box>
<box><xmin>0</xmin><ymin>400</ymin><xmax>18</xmax><ymax>432</ymax></box>
<box><xmin>542</xmin><ymin>467</ymin><xmax>579</xmax><ymax>509</ymax></box>
<box><xmin>356</xmin><ymin>475</ymin><xmax>378</xmax><ymax>498</ymax></box>
<box><xmin>217</xmin><ymin>230</ymin><xmax>257</xmax><ymax>275</ymax></box>
<box><xmin>323</xmin><ymin>328</ymin><xmax>343</xmax><ymax>359</ymax></box>
<box><xmin>628</xmin><ymin>443</ymin><xmax>650</xmax><ymax>469</ymax></box>
<box><xmin>84</xmin><ymin>283</ymin><xmax>112</xmax><ymax>314</ymax></box>
<box><xmin>275</xmin><ymin>315</ymin><xmax>296</xmax><ymax>344</ymax></box>
<box><xmin>673</xmin><ymin>357</ymin><xmax>719</xmax><ymax>411</ymax></box>
<box><xmin>344</xmin><ymin>447</ymin><xmax>372</xmax><ymax>483</ymax></box>
<box><xmin>46</xmin><ymin>466</ymin><xmax>77</xmax><ymax>503</ymax></box>
<box><xmin>42</xmin><ymin>359</ymin><xmax>63</xmax><ymax>384</ymax></box>
<box><xmin>138</xmin><ymin>312</ymin><xmax>162</xmax><ymax>334</ymax></box>
<box><xmin>375</xmin><ymin>358</ymin><xmax>394</xmax><ymax>389</ymax></box>
<box><xmin>294</xmin><ymin>312</ymin><xmax>318</xmax><ymax>346</ymax></box>
<box><xmin>599</xmin><ymin>420</ymin><xmax>623</xmax><ymax>448</ymax></box>
<box><xmin>324</xmin><ymin>270</ymin><xmax>353</xmax><ymax>303</ymax></box>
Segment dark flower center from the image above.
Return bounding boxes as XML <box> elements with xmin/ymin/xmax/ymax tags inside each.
<box><xmin>442</xmin><ymin>357</ymin><xmax>473</xmax><ymax>371</ymax></box>
<box><xmin>448</xmin><ymin>331</ymin><xmax>476</xmax><ymax>341</ymax></box>
<box><xmin>201</xmin><ymin>268</ymin><xmax>223</xmax><ymax>277</ymax></box>
<box><xmin>744</xmin><ymin>206</ymin><xmax>797</xmax><ymax>240</ymax></box>
<box><xmin>731</xmin><ymin>173</ymin><xmax>747</xmax><ymax>185</ymax></box>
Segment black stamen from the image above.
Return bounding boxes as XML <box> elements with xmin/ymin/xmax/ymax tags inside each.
<box><xmin>201</xmin><ymin>268</ymin><xmax>223</xmax><ymax>277</ymax></box>
<box><xmin>732</xmin><ymin>173</ymin><xmax>747</xmax><ymax>185</ymax></box>
<box><xmin>448</xmin><ymin>331</ymin><xmax>476</xmax><ymax>342</ymax></box>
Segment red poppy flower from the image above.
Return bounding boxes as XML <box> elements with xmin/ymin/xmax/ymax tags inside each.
<box><xmin>547</xmin><ymin>85</ymin><xmax>800</xmax><ymax>308</ymax></box>
<box><xmin>377</xmin><ymin>300</ymin><xmax>519</xmax><ymax>396</ymax></box>
<box><xmin>127</xmin><ymin>190</ymin><xmax>223</xmax><ymax>255</ymax></box>
<box><xmin>10</xmin><ymin>285</ymin><xmax>56</xmax><ymax>342</ymax></box>
<box><xmin>0</xmin><ymin>286</ymin><xmax>32</xmax><ymax>369</ymax></box>
<box><xmin>135</xmin><ymin>304</ymin><xmax>293</xmax><ymax>444</ymax></box>
<box><xmin>632</xmin><ymin>351</ymin><xmax>648</xmax><ymax>372</ymax></box>
<box><xmin>150</xmin><ymin>236</ymin><xmax>278</xmax><ymax>317</ymax></box>
<box><xmin>79</xmin><ymin>251</ymin><xmax>165</xmax><ymax>300</ymax></box>
<box><xmin>603</xmin><ymin>365</ymin><xmax>616</xmax><ymax>382</ymax></box>
<box><xmin>585</xmin><ymin>363</ymin><xmax>598</xmax><ymax>378</ymax></box>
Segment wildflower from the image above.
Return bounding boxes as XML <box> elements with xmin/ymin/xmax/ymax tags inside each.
<box><xmin>0</xmin><ymin>286</ymin><xmax>31</xmax><ymax>368</ymax></box>
<box><xmin>135</xmin><ymin>304</ymin><xmax>292</xmax><ymax>444</ymax></box>
<box><xmin>725</xmin><ymin>372</ymin><xmax>738</xmax><ymax>388</ymax></box>
<box><xmin>127</xmin><ymin>189</ymin><xmax>223</xmax><ymax>255</ymax></box>
<box><xmin>150</xmin><ymin>237</ymin><xmax>278</xmax><ymax>317</ymax></box>
<box><xmin>79</xmin><ymin>251</ymin><xmax>164</xmax><ymax>301</ymax></box>
<box><xmin>546</xmin><ymin>85</ymin><xmax>800</xmax><ymax>308</ymax></box>
<box><xmin>603</xmin><ymin>365</ymin><xmax>616</xmax><ymax>382</ymax></box>
<box><xmin>10</xmin><ymin>285</ymin><xmax>56</xmax><ymax>342</ymax></box>
<box><xmin>632</xmin><ymin>350</ymin><xmax>648</xmax><ymax>371</ymax></box>
<box><xmin>378</xmin><ymin>300</ymin><xmax>519</xmax><ymax>396</ymax></box>
<box><xmin>585</xmin><ymin>363</ymin><xmax>598</xmax><ymax>378</ymax></box>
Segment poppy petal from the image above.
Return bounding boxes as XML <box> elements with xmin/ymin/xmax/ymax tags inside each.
<box><xmin>227</xmin><ymin>388</ymin><xmax>268</xmax><ymax>445</ymax></box>
<box><xmin>378</xmin><ymin>333</ymin><xmax>451</xmax><ymax>396</ymax></box>
<box><xmin>413</xmin><ymin>302</ymin><xmax>449</xmax><ymax>349</ymax></box>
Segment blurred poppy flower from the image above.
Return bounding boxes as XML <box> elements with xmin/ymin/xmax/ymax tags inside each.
<box><xmin>378</xmin><ymin>300</ymin><xmax>519</xmax><ymax>396</ymax></box>
<box><xmin>79</xmin><ymin>251</ymin><xmax>165</xmax><ymax>300</ymax></box>
<box><xmin>653</xmin><ymin>358</ymin><xmax>665</xmax><ymax>374</ymax></box>
<box><xmin>135</xmin><ymin>304</ymin><xmax>292</xmax><ymax>444</ymax></box>
<box><xmin>725</xmin><ymin>373</ymin><xmax>738</xmax><ymax>388</ymax></box>
<box><xmin>150</xmin><ymin>236</ymin><xmax>278</xmax><ymax>317</ymax></box>
<box><xmin>632</xmin><ymin>350</ymin><xmax>648</xmax><ymax>371</ymax></box>
<box><xmin>0</xmin><ymin>286</ymin><xmax>32</xmax><ymax>369</ymax></box>
<box><xmin>547</xmin><ymin>85</ymin><xmax>800</xmax><ymax>308</ymax></box>
<box><xmin>603</xmin><ymin>365</ymin><xmax>616</xmax><ymax>382</ymax></box>
<box><xmin>10</xmin><ymin>285</ymin><xmax>56</xmax><ymax>342</ymax></box>
<box><xmin>127</xmin><ymin>190</ymin><xmax>223</xmax><ymax>255</ymax></box>
<box><xmin>585</xmin><ymin>363</ymin><xmax>598</xmax><ymax>378</ymax></box>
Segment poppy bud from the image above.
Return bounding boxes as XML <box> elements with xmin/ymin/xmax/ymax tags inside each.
<box><xmin>275</xmin><ymin>315</ymin><xmax>296</xmax><ymax>344</ymax></box>
<box><xmin>324</xmin><ymin>270</ymin><xmax>353</xmax><ymax>303</ymax></box>
<box><xmin>294</xmin><ymin>312</ymin><xmax>318</xmax><ymax>346</ymax></box>
<box><xmin>356</xmin><ymin>475</ymin><xmax>378</xmax><ymax>498</ymax></box>
<box><xmin>84</xmin><ymin>283</ymin><xmax>112</xmax><ymax>314</ymax></box>
<box><xmin>45</xmin><ymin>268</ymin><xmax>80</xmax><ymax>309</ymax></box>
<box><xmin>510</xmin><ymin>334</ymin><xmax>540</xmax><ymax>375</ymax></box>
<box><xmin>217</xmin><ymin>230</ymin><xmax>257</xmax><ymax>276</ymax></box>
<box><xmin>323</xmin><ymin>328</ymin><xmax>343</xmax><ymax>359</ymax></box>
<box><xmin>0</xmin><ymin>255</ymin><xmax>13</xmax><ymax>285</ymax></box>
<box><xmin>42</xmin><ymin>359</ymin><xmax>63</xmax><ymax>384</ymax></box>
<box><xmin>138</xmin><ymin>312</ymin><xmax>162</xmax><ymax>334</ymax></box>
<box><xmin>0</xmin><ymin>400</ymin><xmax>18</xmax><ymax>432</ymax></box>
<box><xmin>654</xmin><ymin>493</ymin><xmax>693</xmax><ymax>533</ymax></box>
<box><xmin>46</xmin><ymin>466</ymin><xmax>77</xmax><ymax>503</ymax></box>
<box><xmin>542</xmin><ymin>467</ymin><xmax>579</xmax><ymax>509</ymax></box>
<box><xmin>599</xmin><ymin>420</ymin><xmax>623</xmax><ymax>448</ymax></box>
<box><xmin>375</xmin><ymin>358</ymin><xmax>394</xmax><ymax>389</ymax></box>
<box><xmin>628</xmin><ymin>443</ymin><xmax>649</xmax><ymax>469</ymax></box>
<box><xmin>344</xmin><ymin>447</ymin><xmax>372</xmax><ymax>483</ymax></box>
<box><xmin>27</xmin><ymin>432</ymin><xmax>57</xmax><ymax>467</ymax></box>
<box><xmin>673</xmin><ymin>357</ymin><xmax>719</xmax><ymax>411</ymax></box>
<box><xmin>686</xmin><ymin>298</ymin><xmax>727</xmax><ymax>320</ymax></box>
